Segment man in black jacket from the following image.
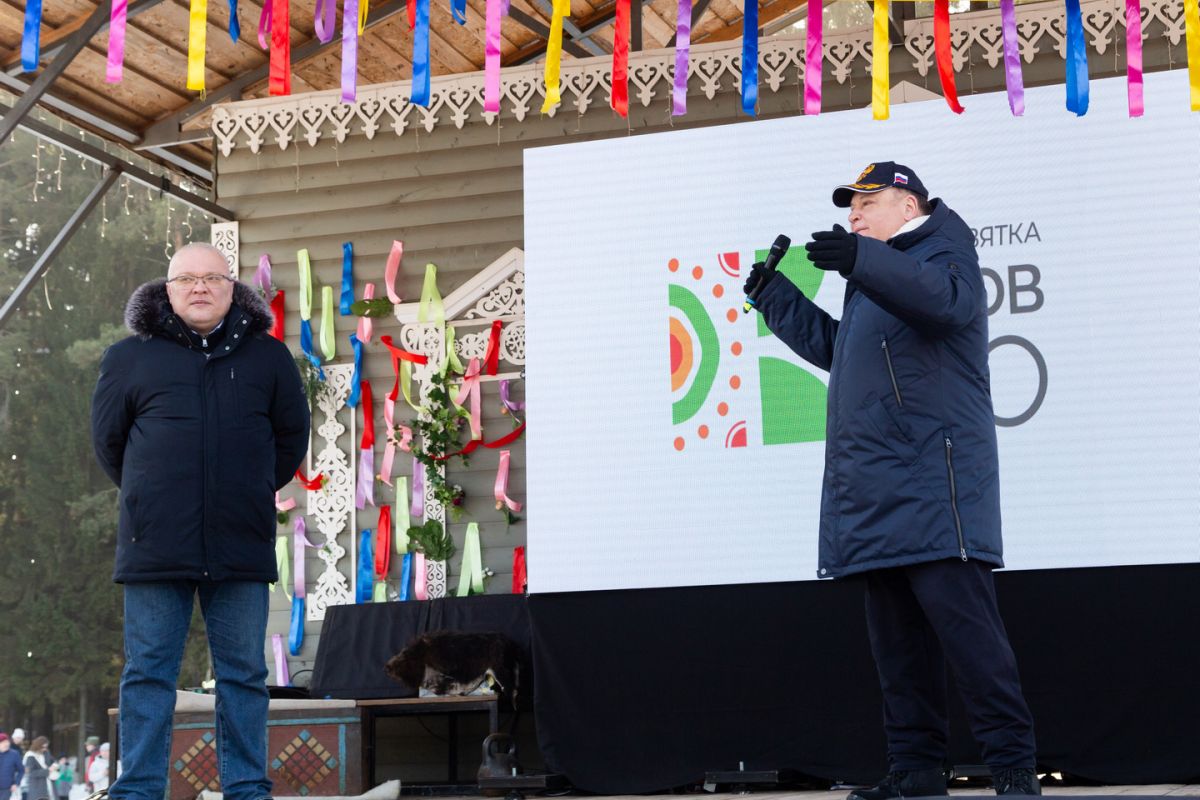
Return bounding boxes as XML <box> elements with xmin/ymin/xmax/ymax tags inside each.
<box><xmin>91</xmin><ymin>242</ymin><xmax>309</xmax><ymax>800</ymax></box>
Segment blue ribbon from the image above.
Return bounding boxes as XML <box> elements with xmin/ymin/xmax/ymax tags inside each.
<box><xmin>299</xmin><ymin>319</ymin><xmax>326</xmax><ymax>380</ymax></box>
<box><xmin>21</xmin><ymin>0</ymin><xmax>42</xmax><ymax>72</ymax></box>
<box><xmin>412</xmin><ymin>0</ymin><xmax>431</xmax><ymax>106</ymax></box>
<box><xmin>347</xmin><ymin>333</ymin><xmax>364</xmax><ymax>408</ymax></box>
<box><xmin>339</xmin><ymin>242</ymin><xmax>354</xmax><ymax>315</ymax></box>
<box><xmin>357</xmin><ymin>529</ymin><xmax>374</xmax><ymax>603</ymax></box>
<box><xmin>399</xmin><ymin>553</ymin><xmax>412</xmax><ymax>601</ymax></box>
<box><xmin>1064</xmin><ymin>0</ymin><xmax>1089</xmax><ymax>115</ymax></box>
<box><xmin>451</xmin><ymin>0</ymin><xmax>467</xmax><ymax>24</ymax></box>
<box><xmin>288</xmin><ymin>596</ymin><xmax>305</xmax><ymax>656</ymax></box>
<box><xmin>741</xmin><ymin>0</ymin><xmax>758</xmax><ymax>115</ymax></box>
<box><xmin>228</xmin><ymin>0</ymin><xmax>241</xmax><ymax>42</ymax></box>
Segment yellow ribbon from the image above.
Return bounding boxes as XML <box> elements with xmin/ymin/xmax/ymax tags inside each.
<box><xmin>298</xmin><ymin>249</ymin><xmax>313</xmax><ymax>321</ymax></box>
<box><xmin>1186</xmin><ymin>0</ymin><xmax>1200</xmax><ymax>110</ymax></box>
<box><xmin>540</xmin><ymin>0</ymin><xmax>569</xmax><ymax>113</ymax></box>
<box><xmin>320</xmin><ymin>286</ymin><xmax>337</xmax><ymax>360</ymax></box>
<box><xmin>395</xmin><ymin>477</ymin><xmax>410</xmax><ymax>553</ymax></box>
<box><xmin>186</xmin><ymin>0</ymin><xmax>208</xmax><ymax>91</ymax></box>
<box><xmin>872</xmin><ymin>0</ymin><xmax>890</xmax><ymax>120</ymax></box>
<box><xmin>359</xmin><ymin>0</ymin><xmax>369</xmax><ymax>33</ymax></box>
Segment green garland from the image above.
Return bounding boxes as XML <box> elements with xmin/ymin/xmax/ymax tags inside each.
<box><xmin>404</xmin><ymin>371</ymin><xmax>472</xmax><ymax>520</ymax></box>
<box><xmin>407</xmin><ymin>519</ymin><xmax>457</xmax><ymax>562</ymax></box>
<box><xmin>295</xmin><ymin>355</ymin><xmax>332</xmax><ymax>412</ymax></box>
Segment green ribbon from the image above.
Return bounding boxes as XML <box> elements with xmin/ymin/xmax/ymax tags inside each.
<box><xmin>272</xmin><ymin>536</ymin><xmax>292</xmax><ymax>599</ymax></box>
<box><xmin>372</xmin><ymin>581</ymin><xmax>389</xmax><ymax>602</ymax></box>
<box><xmin>395</xmin><ymin>477</ymin><xmax>410</xmax><ymax>552</ymax></box>
<box><xmin>298</xmin><ymin>249</ymin><xmax>313</xmax><ymax>321</ymax></box>
<box><xmin>320</xmin><ymin>285</ymin><xmax>337</xmax><ymax>360</ymax></box>
<box><xmin>455</xmin><ymin>522</ymin><xmax>484</xmax><ymax>597</ymax></box>
<box><xmin>418</xmin><ymin>263</ymin><xmax>445</xmax><ymax>326</ymax></box>
<box><xmin>442</xmin><ymin>325</ymin><xmax>467</xmax><ymax>377</ymax></box>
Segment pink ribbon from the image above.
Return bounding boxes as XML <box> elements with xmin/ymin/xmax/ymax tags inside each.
<box><xmin>485</xmin><ymin>0</ymin><xmax>503</xmax><ymax>113</ymax></box>
<box><xmin>257</xmin><ymin>0</ymin><xmax>271</xmax><ymax>49</ymax></box>
<box><xmin>342</xmin><ymin>0</ymin><xmax>359</xmax><ymax>102</ymax></box>
<box><xmin>1125</xmin><ymin>0</ymin><xmax>1143</xmax><ymax>116</ymax></box>
<box><xmin>999</xmin><ymin>0</ymin><xmax>1025</xmax><ymax>115</ymax></box>
<box><xmin>356</xmin><ymin>284</ymin><xmax>375</xmax><ymax>342</ymax></box>
<box><xmin>384</xmin><ymin>240</ymin><xmax>404</xmax><ymax>304</ymax></box>
<box><xmin>494</xmin><ymin>449</ymin><xmax>522</xmax><ymax>512</ymax></box>
<box><xmin>672</xmin><ymin>0</ymin><xmax>691</xmax><ymax>115</ymax></box>
<box><xmin>411</xmin><ymin>458</ymin><xmax>425</xmax><ymax>518</ymax></box>
<box><xmin>455</xmin><ymin>358</ymin><xmax>483</xmax><ymax>440</ymax></box>
<box><xmin>804</xmin><ymin>0</ymin><xmax>822</xmax><ymax>114</ymax></box>
<box><xmin>294</xmin><ymin>518</ymin><xmax>317</xmax><ymax>599</ymax></box>
<box><xmin>499</xmin><ymin>379</ymin><xmax>525</xmax><ymax>415</ymax></box>
<box><xmin>413</xmin><ymin>552</ymin><xmax>427</xmax><ymax>600</ymax></box>
<box><xmin>272</xmin><ymin>634</ymin><xmax>290</xmax><ymax>685</ymax></box>
<box><xmin>106</xmin><ymin>0</ymin><xmax>128</xmax><ymax>83</ymax></box>
<box><xmin>256</xmin><ymin>254</ymin><xmax>273</xmax><ymax>293</ymax></box>
<box><xmin>275</xmin><ymin>493</ymin><xmax>296</xmax><ymax>511</ymax></box>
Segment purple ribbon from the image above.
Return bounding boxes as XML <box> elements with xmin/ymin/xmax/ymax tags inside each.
<box><xmin>484</xmin><ymin>0</ymin><xmax>503</xmax><ymax>113</ymax></box>
<box><xmin>293</xmin><ymin>518</ymin><xmax>315</xmax><ymax>599</ymax></box>
<box><xmin>272</xmin><ymin>634</ymin><xmax>290</xmax><ymax>685</ymax></box>
<box><xmin>314</xmin><ymin>0</ymin><xmax>336</xmax><ymax>41</ymax></box>
<box><xmin>500</xmin><ymin>379</ymin><xmax>525</xmax><ymax>415</ymax></box>
<box><xmin>1125</xmin><ymin>0</ymin><xmax>1143</xmax><ymax>116</ymax></box>
<box><xmin>411</xmin><ymin>458</ymin><xmax>425</xmax><ymax>519</ymax></box>
<box><xmin>356</xmin><ymin>447</ymin><xmax>376</xmax><ymax>509</ymax></box>
<box><xmin>106</xmin><ymin>0</ymin><xmax>128</xmax><ymax>82</ymax></box>
<box><xmin>998</xmin><ymin>0</ymin><xmax>1024</xmax><ymax>116</ymax></box>
<box><xmin>804</xmin><ymin>0</ymin><xmax>822</xmax><ymax>115</ymax></box>
<box><xmin>672</xmin><ymin>0</ymin><xmax>691</xmax><ymax>116</ymax></box>
<box><xmin>257</xmin><ymin>0</ymin><xmax>272</xmax><ymax>49</ymax></box>
<box><xmin>342</xmin><ymin>0</ymin><xmax>359</xmax><ymax>102</ymax></box>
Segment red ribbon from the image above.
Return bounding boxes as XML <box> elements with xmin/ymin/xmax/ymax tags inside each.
<box><xmin>375</xmin><ymin>505</ymin><xmax>391</xmax><ymax>578</ymax></box>
<box><xmin>407</xmin><ymin>0</ymin><xmax>415</xmax><ymax>28</ymax></box>
<box><xmin>430</xmin><ymin>422</ymin><xmax>525</xmax><ymax>461</ymax></box>
<box><xmin>269</xmin><ymin>0</ymin><xmax>291</xmax><ymax>95</ymax></box>
<box><xmin>484</xmin><ymin>320</ymin><xmax>502</xmax><ymax>376</ymax></box>
<box><xmin>512</xmin><ymin>546</ymin><xmax>526</xmax><ymax>594</ymax></box>
<box><xmin>611</xmin><ymin>0</ymin><xmax>630</xmax><ymax>117</ymax></box>
<box><xmin>379</xmin><ymin>335</ymin><xmax>429</xmax><ymax>411</ymax></box>
<box><xmin>360</xmin><ymin>379</ymin><xmax>375</xmax><ymax>449</ymax></box>
<box><xmin>295</xmin><ymin>469</ymin><xmax>324</xmax><ymax>490</ymax></box>
<box><xmin>269</xmin><ymin>290</ymin><xmax>286</xmax><ymax>341</ymax></box>
<box><xmin>933</xmin><ymin>0</ymin><xmax>964</xmax><ymax>113</ymax></box>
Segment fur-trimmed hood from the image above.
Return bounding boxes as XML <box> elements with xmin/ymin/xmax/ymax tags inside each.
<box><xmin>124</xmin><ymin>278</ymin><xmax>274</xmax><ymax>339</ymax></box>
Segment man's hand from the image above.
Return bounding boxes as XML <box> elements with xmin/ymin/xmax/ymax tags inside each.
<box><xmin>743</xmin><ymin>261</ymin><xmax>775</xmax><ymax>297</ymax></box>
<box><xmin>805</xmin><ymin>224</ymin><xmax>858</xmax><ymax>275</ymax></box>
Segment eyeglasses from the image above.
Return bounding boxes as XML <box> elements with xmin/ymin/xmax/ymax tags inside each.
<box><xmin>168</xmin><ymin>274</ymin><xmax>233</xmax><ymax>287</ymax></box>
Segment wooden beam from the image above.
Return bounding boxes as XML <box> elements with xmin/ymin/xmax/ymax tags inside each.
<box><xmin>507</xmin><ymin>7</ymin><xmax>593</xmax><ymax>58</ymax></box>
<box><xmin>506</xmin><ymin>0</ymin><xmax>654</xmax><ymax>64</ymax></box>
<box><xmin>666</xmin><ymin>0</ymin><xmax>713</xmax><ymax>47</ymax></box>
<box><xmin>1</xmin><ymin>0</ymin><xmax>168</xmax><ymax>73</ymax></box>
<box><xmin>694</xmin><ymin>0</ymin><xmax>807</xmax><ymax>43</ymax></box>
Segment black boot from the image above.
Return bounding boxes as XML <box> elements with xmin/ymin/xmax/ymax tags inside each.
<box><xmin>993</xmin><ymin>768</ymin><xmax>1042</xmax><ymax>795</ymax></box>
<box><xmin>846</xmin><ymin>768</ymin><xmax>948</xmax><ymax>800</ymax></box>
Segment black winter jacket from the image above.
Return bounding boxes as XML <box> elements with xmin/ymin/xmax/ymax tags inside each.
<box><xmin>91</xmin><ymin>279</ymin><xmax>309</xmax><ymax>583</ymax></box>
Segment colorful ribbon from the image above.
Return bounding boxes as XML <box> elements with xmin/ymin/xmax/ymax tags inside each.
<box><xmin>871</xmin><ymin>0</ymin><xmax>889</xmax><ymax>120</ymax></box>
<box><xmin>356</xmin><ymin>380</ymin><xmax>376</xmax><ymax>509</ymax></box>
<box><xmin>452</xmin><ymin>0</ymin><xmax>467</xmax><ymax>24</ymax></box>
<box><xmin>399</xmin><ymin>552</ymin><xmax>413</xmax><ymax>600</ymax></box>
<box><xmin>357</xmin><ymin>284</ymin><xmax>375</xmax><ymax>343</ymax></box>
<box><xmin>413</xmin><ymin>552</ymin><xmax>427</xmax><ymax>600</ymax></box>
<box><xmin>803</xmin><ymin>0</ymin><xmax>821</xmax><ymax>115</ymax></box>
<box><xmin>455</xmin><ymin>358</ymin><xmax>483</xmax><ymax>440</ymax></box>
<box><xmin>272</xmin><ymin>633</ymin><xmax>290</xmax><ymax>685</ymax></box>
<box><xmin>293</xmin><ymin>517</ymin><xmax>316</xmax><ymax>598</ymax></box>
<box><xmin>395</xmin><ymin>477</ymin><xmax>410</xmax><ymax>551</ymax></box>
<box><xmin>1184</xmin><ymin>0</ymin><xmax>1200</xmax><ymax>110</ymax></box>
<box><xmin>288</xmin><ymin>595</ymin><xmax>305</xmax><ymax>655</ymax></box>
<box><xmin>411</xmin><ymin>0</ymin><xmax>431</xmax><ymax>106</ymax></box>
<box><xmin>456</xmin><ymin>523</ymin><xmax>484</xmax><ymax>597</ymax></box>
<box><xmin>357</xmin><ymin>529</ymin><xmax>374</xmax><ymax>603</ymax></box>
<box><xmin>1126</xmin><ymin>0</ymin><xmax>1143</xmax><ymax>116</ymax></box>
<box><xmin>295</xmin><ymin>469</ymin><xmax>325</xmax><ymax>490</ymax></box>
<box><xmin>107</xmin><ymin>0</ymin><xmax>128</xmax><ymax>83</ymax></box>
<box><xmin>359</xmin><ymin>0</ymin><xmax>368</xmax><ymax>32</ymax></box>
<box><xmin>741</xmin><ymin>0</ymin><xmax>758</xmax><ymax>115</ymax></box>
<box><xmin>933</xmin><ymin>0</ymin><xmax>964</xmax><ymax>113</ymax></box>
<box><xmin>315</xmin><ymin>0</ymin><xmax>336</xmax><ymax>42</ymax></box>
<box><xmin>187</xmin><ymin>0</ymin><xmax>209</xmax><ymax>91</ymax></box>
<box><xmin>430</xmin><ymin>422</ymin><xmax>526</xmax><ymax>461</ymax></box>
<box><xmin>441</xmin><ymin>325</ymin><xmax>466</xmax><ymax>377</ymax></box>
<box><xmin>273</xmin><ymin>536</ymin><xmax>290</xmax><ymax>598</ymax></box>
<box><xmin>375</xmin><ymin>505</ymin><xmax>392</xmax><ymax>577</ymax></box>
<box><xmin>512</xmin><ymin>546</ymin><xmax>526</xmax><ymax>594</ymax></box>
<box><xmin>21</xmin><ymin>0</ymin><xmax>42</xmax><ymax>72</ymax></box>
<box><xmin>494</xmin><ymin>449</ymin><xmax>522</xmax><ymax>513</ymax></box>
<box><xmin>269</xmin><ymin>0</ymin><xmax>291</xmax><ymax>95</ymax></box>
<box><xmin>380</xmin><ymin>335</ymin><xmax>429</xmax><ymax>419</ymax></box>
<box><xmin>500</xmin><ymin>379</ymin><xmax>524</xmax><ymax>416</ymax></box>
<box><xmin>484</xmin><ymin>320</ymin><xmax>502</xmax><ymax>376</ymax></box>
<box><xmin>340</xmin><ymin>242</ymin><xmax>354</xmax><ymax>315</ymax></box>
<box><xmin>258</xmin><ymin>0</ymin><xmax>271</xmax><ymax>49</ymax></box>
<box><xmin>298</xmin><ymin>249</ymin><xmax>313</xmax><ymax>320</ymax></box>
<box><xmin>411</xmin><ymin>458</ymin><xmax>425</xmax><ymax>519</ymax></box>
<box><xmin>373</xmin><ymin>581</ymin><xmax>388</xmax><ymax>602</ymax></box>
<box><xmin>384</xmin><ymin>241</ymin><xmax>404</xmax><ymax>303</ymax></box>
<box><xmin>485</xmin><ymin>0</ymin><xmax>504</xmax><ymax>114</ymax></box>
<box><xmin>320</xmin><ymin>286</ymin><xmax>337</xmax><ymax>360</ymax></box>
<box><xmin>612</xmin><ymin>0</ymin><xmax>631</xmax><ymax>117</ymax></box>
<box><xmin>228</xmin><ymin>0</ymin><xmax>241</xmax><ymax>41</ymax></box>
<box><xmin>348</xmin><ymin>334</ymin><xmax>364</xmax><ymax>408</ymax></box>
<box><xmin>342</xmin><ymin>0</ymin><xmax>360</xmax><ymax>102</ymax></box>
<box><xmin>380</xmin><ymin>390</ymin><xmax>401</xmax><ymax>487</ymax></box>
<box><xmin>673</xmin><ymin>0</ymin><xmax>691</xmax><ymax>116</ymax></box>
<box><xmin>418</xmin><ymin>263</ymin><xmax>445</xmax><ymax>326</ymax></box>
<box><xmin>1064</xmin><ymin>0</ymin><xmax>1089</xmax><ymax>115</ymax></box>
<box><xmin>541</xmin><ymin>0</ymin><xmax>569</xmax><ymax>113</ymax></box>
<box><xmin>998</xmin><ymin>0</ymin><xmax>1024</xmax><ymax>115</ymax></box>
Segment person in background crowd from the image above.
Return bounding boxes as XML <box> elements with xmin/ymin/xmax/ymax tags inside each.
<box><xmin>52</xmin><ymin>757</ymin><xmax>71</xmax><ymax>800</ymax></box>
<box><xmin>10</xmin><ymin>731</ymin><xmax>26</xmax><ymax>800</ymax></box>
<box><xmin>82</xmin><ymin>740</ymin><xmax>99</xmax><ymax>794</ymax></box>
<box><xmin>21</xmin><ymin>738</ymin><xmax>52</xmax><ymax>800</ymax></box>
<box><xmin>0</xmin><ymin>734</ymin><xmax>25</xmax><ymax>800</ymax></box>
<box><xmin>85</xmin><ymin>747</ymin><xmax>108</xmax><ymax>796</ymax></box>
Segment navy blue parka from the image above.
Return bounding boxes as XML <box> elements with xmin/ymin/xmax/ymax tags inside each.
<box><xmin>91</xmin><ymin>279</ymin><xmax>309</xmax><ymax>583</ymax></box>
<box><xmin>757</xmin><ymin>199</ymin><xmax>1003</xmax><ymax>578</ymax></box>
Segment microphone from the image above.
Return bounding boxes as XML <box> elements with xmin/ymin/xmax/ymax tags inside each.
<box><xmin>742</xmin><ymin>234</ymin><xmax>791</xmax><ymax>313</ymax></box>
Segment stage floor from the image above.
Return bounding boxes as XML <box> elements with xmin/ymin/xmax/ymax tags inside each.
<box><xmin>429</xmin><ymin>786</ymin><xmax>1200</xmax><ymax>799</ymax></box>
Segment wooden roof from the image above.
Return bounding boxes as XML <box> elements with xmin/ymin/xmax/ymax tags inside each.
<box><xmin>0</xmin><ymin>0</ymin><xmax>805</xmax><ymax>184</ymax></box>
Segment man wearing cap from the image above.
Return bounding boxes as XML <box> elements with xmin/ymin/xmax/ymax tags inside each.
<box><xmin>744</xmin><ymin>163</ymin><xmax>1039</xmax><ymax>798</ymax></box>
<box><xmin>0</xmin><ymin>734</ymin><xmax>25</xmax><ymax>800</ymax></box>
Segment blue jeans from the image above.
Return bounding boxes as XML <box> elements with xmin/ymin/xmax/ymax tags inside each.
<box><xmin>111</xmin><ymin>581</ymin><xmax>272</xmax><ymax>800</ymax></box>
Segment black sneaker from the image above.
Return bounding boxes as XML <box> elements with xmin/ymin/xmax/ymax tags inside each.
<box><xmin>846</xmin><ymin>768</ymin><xmax>949</xmax><ymax>800</ymax></box>
<box><xmin>993</xmin><ymin>768</ymin><xmax>1042</xmax><ymax>795</ymax></box>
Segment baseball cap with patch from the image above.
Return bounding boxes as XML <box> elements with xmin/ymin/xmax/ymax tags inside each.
<box><xmin>833</xmin><ymin>162</ymin><xmax>928</xmax><ymax>207</ymax></box>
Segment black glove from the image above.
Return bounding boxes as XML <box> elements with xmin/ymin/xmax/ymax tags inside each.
<box><xmin>743</xmin><ymin>261</ymin><xmax>775</xmax><ymax>296</ymax></box>
<box><xmin>805</xmin><ymin>224</ymin><xmax>858</xmax><ymax>275</ymax></box>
